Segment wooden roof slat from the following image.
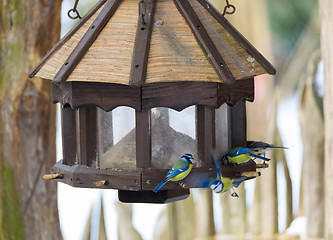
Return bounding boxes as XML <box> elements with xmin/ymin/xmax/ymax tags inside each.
<box><xmin>53</xmin><ymin>0</ymin><xmax>123</xmax><ymax>83</ymax></box>
<box><xmin>188</xmin><ymin>0</ymin><xmax>267</xmax><ymax>79</ymax></box>
<box><xmin>66</xmin><ymin>0</ymin><xmax>138</xmax><ymax>84</ymax></box>
<box><xmin>197</xmin><ymin>0</ymin><xmax>276</xmax><ymax>75</ymax></box>
<box><xmin>146</xmin><ymin>0</ymin><xmax>221</xmax><ymax>84</ymax></box>
<box><xmin>129</xmin><ymin>0</ymin><xmax>156</xmax><ymax>87</ymax></box>
<box><xmin>29</xmin><ymin>0</ymin><xmax>107</xmax><ymax>78</ymax></box>
<box><xmin>29</xmin><ymin>0</ymin><xmax>276</xmax><ymax>87</ymax></box>
<box><xmin>174</xmin><ymin>0</ymin><xmax>235</xmax><ymax>84</ymax></box>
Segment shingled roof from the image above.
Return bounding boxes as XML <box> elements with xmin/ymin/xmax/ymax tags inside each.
<box><xmin>29</xmin><ymin>0</ymin><xmax>275</xmax><ymax>110</ymax></box>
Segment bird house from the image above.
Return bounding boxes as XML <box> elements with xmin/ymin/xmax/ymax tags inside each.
<box><xmin>30</xmin><ymin>0</ymin><xmax>275</xmax><ymax>203</ymax></box>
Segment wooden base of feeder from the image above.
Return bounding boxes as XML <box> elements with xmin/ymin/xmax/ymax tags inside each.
<box><xmin>48</xmin><ymin>159</ymin><xmax>266</xmax><ymax>203</ymax></box>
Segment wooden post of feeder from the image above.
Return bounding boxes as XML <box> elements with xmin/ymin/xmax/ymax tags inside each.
<box><xmin>62</xmin><ymin>106</ymin><xmax>77</xmax><ymax>166</ymax></box>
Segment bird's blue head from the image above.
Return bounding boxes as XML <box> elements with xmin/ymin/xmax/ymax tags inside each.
<box><xmin>182</xmin><ymin>153</ymin><xmax>193</xmax><ymax>164</ymax></box>
<box><xmin>210</xmin><ymin>180</ymin><xmax>223</xmax><ymax>193</ymax></box>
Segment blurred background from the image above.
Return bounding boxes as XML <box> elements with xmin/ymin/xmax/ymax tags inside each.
<box><xmin>58</xmin><ymin>0</ymin><xmax>320</xmax><ymax>239</ymax></box>
<box><xmin>0</xmin><ymin>0</ymin><xmax>324</xmax><ymax>239</ymax></box>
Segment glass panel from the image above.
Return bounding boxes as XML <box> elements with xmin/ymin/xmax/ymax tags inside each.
<box><xmin>215</xmin><ymin>103</ymin><xmax>230</xmax><ymax>157</ymax></box>
<box><xmin>151</xmin><ymin>107</ymin><xmax>198</xmax><ymax>169</ymax></box>
<box><xmin>98</xmin><ymin>107</ymin><xmax>136</xmax><ymax>170</ymax></box>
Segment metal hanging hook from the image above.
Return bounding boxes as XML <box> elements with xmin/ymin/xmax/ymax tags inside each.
<box><xmin>222</xmin><ymin>0</ymin><xmax>236</xmax><ymax>16</ymax></box>
<box><xmin>68</xmin><ymin>0</ymin><xmax>82</xmax><ymax>20</ymax></box>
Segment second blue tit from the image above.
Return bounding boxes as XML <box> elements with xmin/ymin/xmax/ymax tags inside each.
<box><xmin>221</xmin><ymin>147</ymin><xmax>271</xmax><ymax>165</ymax></box>
<box><xmin>210</xmin><ymin>151</ymin><xmax>245</xmax><ymax>196</ymax></box>
<box><xmin>153</xmin><ymin>153</ymin><xmax>193</xmax><ymax>193</ymax></box>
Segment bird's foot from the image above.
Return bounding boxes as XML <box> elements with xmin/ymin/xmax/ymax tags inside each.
<box><xmin>231</xmin><ymin>192</ymin><xmax>239</xmax><ymax>198</ymax></box>
<box><xmin>178</xmin><ymin>181</ymin><xmax>186</xmax><ymax>188</ymax></box>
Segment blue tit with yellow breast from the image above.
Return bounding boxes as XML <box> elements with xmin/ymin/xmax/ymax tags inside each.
<box><xmin>153</xmin><ymin>153</ymin><xmax>193</xmax><ymax>193</ymax></box>
<box><xmin>210</xmin><ymin>151</ymin><xmax>239</xmax><ymax>197</ymax></box>
<box><xmin>222</xmin><ymin>147</ymin><xmax>270</xmax><ymax>165</ymax></box>
<box><xmin>247</xmin><ymin>141</ymin><xmax>287</xmax><ymax>156</ymax></box>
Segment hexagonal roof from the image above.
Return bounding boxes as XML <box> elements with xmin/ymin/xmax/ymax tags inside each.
<box><xmin>29</xmin><ymin>0</ymin><xmax>275</xmax><ymax>86</ymax></box>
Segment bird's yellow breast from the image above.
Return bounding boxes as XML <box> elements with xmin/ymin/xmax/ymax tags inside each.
<box><xmin>170</xmin><ymin>164</ymin><xmax>193</xmax><ymax>182</ymax></box>
<box><xmin>221</xmin><ymin>177</ymin><xmax>233</xmax><ymax>192</ymax></box>
<box><xmin>228</xmin><ymin>154</ymin><xmax>251</xmax><ymax>163</ymax></box>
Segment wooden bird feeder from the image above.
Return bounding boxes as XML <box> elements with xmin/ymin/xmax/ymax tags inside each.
<box><xmin>30</xmin><ymin>0</ymin><xmax>275</xmax><ymax>203</ymax></box>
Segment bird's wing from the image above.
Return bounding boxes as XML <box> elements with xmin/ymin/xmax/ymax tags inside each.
<box><xmin>172</xmin><ymin>159</ymin><xmax>190</xmax><ymax>169</ymax></box>
<box><xmin>165</xmin><ymin>164</ymin><xmax>190</xmax><ymax>180</ymax></box>
<box><xmin>228</xmin><ymin>147</ymin><xmax>252</xmax><ymax>157</ymax></box>
<box><xmin>212</xmin><ymin>150</ymin><xmax>222</xmax><ymax>181</ymax></box>
<box><xmin>232</xmin><ymin>177</ymin><xmax>247</xmax><ymax>188</ymax></box>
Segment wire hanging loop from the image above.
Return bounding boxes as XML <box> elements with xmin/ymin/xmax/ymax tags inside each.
<box><xmin>222</xmin><ymin>0</ymin><xmax>236</xmax><ymax>16</ymax></box>
<box><xmin>68</xmin><ymin>0</ymin><xmax>82</xmax><ymax>20</ymax></box>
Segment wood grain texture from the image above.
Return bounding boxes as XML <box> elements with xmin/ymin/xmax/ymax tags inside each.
<box><xmin>29</xmin><ymin>0</ymin><xmax>107</xmax><ymax>78</ymax></box>
<box><xmin>51</xmin><ymin>160</ymin><xmax>258</xmax><ymax>191</ymax></box>
<box><xmin>320</xmin><ymin>0</ymin><xmax>333</xmax><ymax>238</ymax></box>
<box><xmin>51</xmin><ymin>81</ymin><xmax>73</xmax><ymax>105</ymax></box>
<box><xmin>0</xmin><ymin>0</ymin><xmax>62</xmax><ymax>238</ymax></box>
<box><xmin>67</xmin><ymin>0</ymin><xmax>137</xmax><ymax>84</ymax></box>
<box><xmin>52</xmin><ymin>160</ymin><xmax>142</xmax><ymax>190</ymax></box>
<box><xmin>34</xmin><ymin>2</ymin><xmax>106</xmax><ymax>80</ymax></box>
<box><xmin>52</xmin><ymin>79</ymin><xmax>253</xmax><ymax>112</ymax></box>
<box><xmin>229</xmin><ymin>100</ymin><xmax>246</xmax><ymax>148</ymax></box>
<box><xmin>174</xmin><ymin>0</ymin><xmax>235</xmax><ymax>84</ymax></box>
<box><xmin>135</xmin><ymin>110</ymin><xmax>152</xmax><ymax>168</ymax></box>
<box><xmin>54</xmin><ymin>0</ymin><xmax>123</xmax><ymax>83</ymax></box>
<box><xmin>196</xmin><ymin>0</ymin><xmax>276</xmax><ymax>77</ymax></box>
<box><xmin>217</xmin><ymin>78</ymin><xmax>254</xmax><ymax>106</ymax></box>
<box><xmin>130</xmin><ymin>0</ymin><xmax>156</xmax><ymax>86</ymax></box>
<box><xmin>146</xmin><ymin>0</ymin><xmax>221</xmax><ymax>84</ymax></box>
<box><xmin>142</xmin><ymin>81</ymin><xmax>218</xmax><ymax>111</ymax></box>
<box><xmin>78</xmin><ymin>106</ymin><xmax>97</xmax><ymax>167</ymax></box>
<box><xmin>71</xmin><ymin>82</ymin><xmax>141</xmax><ymax>111</ymax></box>
<box><xmin>196</xmin><ymin>105</ymin><xmax>215</xmax><ymax>166</ymax></box>
<box><xmin>62</xmin><ymin>106</ymin><xmax>77</xmax><ymax>165</ymax></box>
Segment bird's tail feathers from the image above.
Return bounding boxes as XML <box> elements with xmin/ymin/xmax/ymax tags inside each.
<box><xmin>249</xmin><ymin>153</ymin><xmax>271</xmax><ymax>161</ymax></box>
<box><xmin>271</xmin><ymin>146</ymin><xmax>288</xmax><ymax>149</ymax></box>
<box><xmin>153</xmin><ymin>179</ymin><xmax>168</xmax><ymax>193</ymax></box>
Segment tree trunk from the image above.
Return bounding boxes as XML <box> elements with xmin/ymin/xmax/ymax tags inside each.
<box><xmin>320</xmin><ymin>0</ymin><xmax>333</xmax><ymax>239</ymax></box>
<box><xmin>0</xmin><ymin>0</ymin><xmax>62</xmax><ymax>239</ymax></box>
<box><xmin>298</xmin><ymin>50</ymin><xmax>324</xmax><ymax>238</ymax></box>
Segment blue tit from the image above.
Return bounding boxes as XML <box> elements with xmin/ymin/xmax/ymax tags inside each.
<box><xmin>247</xmin><ymin>141</ymin><xmax>287</xmax><ymax>156</ymax></box>
<box><xmin>222</xmin><ymin>147</ymin><xmax>270</xmax><ymax>165</ymax></box>
<box><xmin>153</xmin><ymin>153</ymin><xmax>193</xmax><ymax>193</ymax></box>
<box><xmin>232</xmin><ymin>177</ymin><xmax>247</xmax><ymax>188</ymax></box>
<box><xmin>210</xmin><ymin>177</ymin><xmax>234</xmax><ymax>194</ymax></box>
<box><xmin>210</xmin><ymin>151</ymin><xmax>238</xmax><ymax>197</ymax></box>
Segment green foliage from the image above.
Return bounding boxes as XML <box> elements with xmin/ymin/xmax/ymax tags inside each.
<box><xmin>0</xmin><ymin>161</ymin><xmax>25</xmax><ymax>240</ymax></box>
<box><xmin>267</xmin><ymin>0</ymin><xmax>317</xmax><ymax>55</ymax></box>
